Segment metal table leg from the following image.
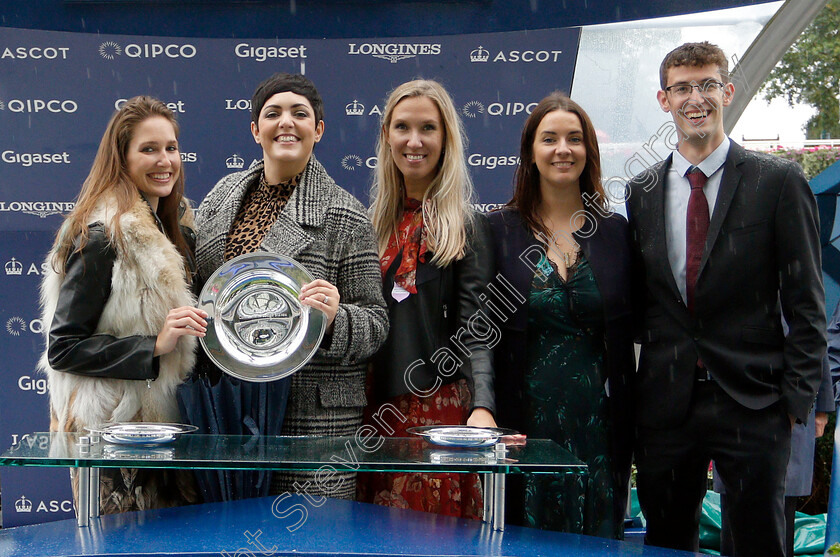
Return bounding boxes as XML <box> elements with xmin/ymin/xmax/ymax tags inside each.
<box><xmin>89</xmin><ymin>467</ymin><xmax>100</xmax><ymax>519</ymax></box>
<box><xmin>76</xmin><ymin>467</ymin><xmax>90</xmax><ymax>527</ymax></box>
<box><xmin>483</xmin><ymin>473</ymin><xmax>495</xmax><ymax>525</ymax></box>
<box><xmin>491</xmin><ymin>472</ymin><xmax>505</xmax><ymax>531</ymax></box>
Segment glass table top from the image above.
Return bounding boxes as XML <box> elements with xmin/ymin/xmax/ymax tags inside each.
<box><xmin>0</xmin><ymin>433</ymin><xmax>586</xmax><ymax>474</ymax></box>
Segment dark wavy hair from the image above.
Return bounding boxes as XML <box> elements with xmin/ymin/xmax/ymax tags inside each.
<box><xmin>507</xmin><ymin>92</ymin><xmax>607</xmax><ymax>240</ymax></box>
<box><xmin>250</xmin><ymin>73</ymin><xmax>324</xmax><ymax>126</ymax></box>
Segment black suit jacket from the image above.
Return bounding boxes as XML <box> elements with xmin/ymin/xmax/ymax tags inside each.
<box><xmin>487</xmin><ymin>208</ymin><xmax>635</xmax><ymax>493</ymax></box>
<box><xmin>627</xmin><ymin>141</ymin><xmax>826</xmax><ymax>427</ymax></box>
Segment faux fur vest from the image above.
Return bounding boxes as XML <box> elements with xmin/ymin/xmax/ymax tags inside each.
<box><xmin>39</xmin><ymin>195</ymin><xmax>197</xmax><ymax>433</ymax></box>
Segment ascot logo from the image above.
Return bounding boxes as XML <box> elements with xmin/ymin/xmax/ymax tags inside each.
<box><xmin>5</xmin><ymin>258</ymin><xmax>23</xmax><ymax>276</ymax></box>
<box><xmin>99</xmin><ymin>41</ymin><xmax>197</xmax><ymax>59</ymax></box>
<box><xmin>469</xmin><ymin>45</ymin><xmax>564</xmax><ymax>63</ymax></box>
<box><xmin>2</xmin><ymin>46</ymin><xmax>70</xmax><ymax>60</ymax></box>
<box><xmin>13</xmin><ymin>495</ymin><xmax>72</xmax><ymax>514</ymax></box>
<box><xmin>461</xmin><ymin>101</ymin><xmax>485</xmax><ymax>118</ymax></box>
<box><xmin>15</xmin><ymin>496</ymin><xmax>32</xmax><ymax>513</ymax></box>
<box><xmin>226</xmin><ymin>154</ymin><xmax>245</xmax><ymax>169</ymax></box>
<box><xmin>341</xmin><ymin>155</ymin><xmax>363</xmax><ymax>171</ymax></box>
<box><xmin>470</xmin><ymin>46</ymin><xmax>490</xmax><ymax>63</ymax></box>
<box><xmin>347</xmin><ymin>42</ymin><xmax>441</xmax><ymax>63</ymax></box>
<box><xmin>346</xmin><ymin>100</ymin><xmax>365</xmax><ymax>116</ymax></box>
<box><xmin>4</xmin><ymin>258</ymin><xmax>49</xmax><ymax>276</ymax></box>
<box><xmin>0</xmin><ymin>201</ymin><xmax>75</xmax><ymax>218</ymax></box>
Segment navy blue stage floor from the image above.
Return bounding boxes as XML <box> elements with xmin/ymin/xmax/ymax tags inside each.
<box><xmin>0</xmin><ymin>494</ymin><xmax>701</xmax><ymax>557</ymax></box>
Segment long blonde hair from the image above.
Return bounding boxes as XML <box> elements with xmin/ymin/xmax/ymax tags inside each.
<box><xmin>50</xmin><ymin>96</ymin><xmax>190</xmax><ymax>277</ymax></box>
<box><xmin>370</xmin><ymin>79</ymin><xmax>474</xmax><ymax>267</ymax></box>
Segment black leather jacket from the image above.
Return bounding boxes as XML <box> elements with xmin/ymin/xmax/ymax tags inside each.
<box><xmin>371</xmin><ymin>213</ymin><xmax>496</xmax><ymax>414</ymax></box>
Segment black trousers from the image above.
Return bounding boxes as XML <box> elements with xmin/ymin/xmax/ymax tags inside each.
<box><xmin>720</xmin><ymin>494</ymin><xmax>798</xmax><ymax>557</ymax></box>
<box><xmin>635</xmin><ymin>381</ymin><xmax>791</xmax><ymax>557</ymax></box>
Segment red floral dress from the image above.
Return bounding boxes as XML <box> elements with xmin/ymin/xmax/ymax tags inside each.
<box><xmin>357</xmin><ymin>198</ymin><xmax>483</xmax><ymax>519</ymax></box>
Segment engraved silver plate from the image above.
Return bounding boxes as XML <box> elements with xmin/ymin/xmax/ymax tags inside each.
<box><xmin>85</xmin><ymin>423</ymin><xmax>197</xmax><ymax>445</ymax></box>
<box><xmin>407</xmin><ymin>425</ymin><xmax>518</xmax><ymax>448</ymax></box>
<box><xmin>198</xmin><ymin>253</ymin><xmax>326</xmax><ymax>382</ymax></box>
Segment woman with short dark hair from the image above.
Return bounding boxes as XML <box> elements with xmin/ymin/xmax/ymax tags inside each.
<box><xmin>195</xmin><ymin>73</ymin><xmax>388</xmax><ymax>499</ymax></box>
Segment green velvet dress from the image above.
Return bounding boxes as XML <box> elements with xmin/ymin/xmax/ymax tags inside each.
<box><xmin>522</xmin><ymin>251</ymin><xmax>619</xmax><ymax>539</ymax></box>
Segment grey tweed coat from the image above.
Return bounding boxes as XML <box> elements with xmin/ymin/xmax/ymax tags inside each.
<box><xmin>195</xmin><ymin>156</ymin><xmax>388</xmax><ymax>497</ymax></box>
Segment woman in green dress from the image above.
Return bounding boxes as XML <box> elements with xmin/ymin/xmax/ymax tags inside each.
<box><xmin>487</xmin><ymin>93</ymin><xmax>635</xmax><ymax>538</ymax></box>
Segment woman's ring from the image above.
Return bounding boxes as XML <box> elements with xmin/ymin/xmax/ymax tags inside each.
<box><xmin>323</xmin><ymin>295</ymin><xmax>329</xmax><ymax>304</ymax></box>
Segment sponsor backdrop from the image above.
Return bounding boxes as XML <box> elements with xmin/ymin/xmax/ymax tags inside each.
<box><xmin>0</xmin><ymin>24</ymin><xmax>578</xmax><ymax>526</ymax></box>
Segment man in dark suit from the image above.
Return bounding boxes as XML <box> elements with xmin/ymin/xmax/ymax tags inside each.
<box><xmin>626</xmin><ymin>42</ymin><xmax>826</xmax><ymax>557</ymax></box>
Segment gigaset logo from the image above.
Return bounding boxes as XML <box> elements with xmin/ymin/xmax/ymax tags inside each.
<box><xmin>234</xmin><ymin>43</ymin><xmax>308</xmax><ymax>61</ymax></box>
<box><xmin>0</xmin><ymin>99</ymin><xmax>78</xmax><ymax>113</ymax></box>
<box><xmin>347</xmin><ymin>42</ymin><xmax>441</xmax><ymax>63</ymax></box>
<box><xmin>115</xmin><ymin>98</ymin><xmax>185</xmax><ymax>113</ymax></box>
<box><xmin>2</xmin><ymin>150</ymin><xmax>71</xmax><ymax>167</ymax></box>
<box><xmin>1</xmin><ymin>46</ymin><xmax>69</xmax><ymax>60</ymax></box>
<box><xmin>99</xmin><ymin>41</ymin><xmax>197</xmax><ymax>59</ymax></box>
<box><xmin>468</xmin><ymin>153</ymin><xmax>520</xmax><ymax>170</ymax></box>
<box><xmin>469</xmin><ymin>45</ymin><xmax>563</xmax><ymax>63</ymax></box>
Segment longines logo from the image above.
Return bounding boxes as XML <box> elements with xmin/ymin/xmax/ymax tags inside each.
<box><xmin>14</xmin><ymin>494</ymin><xmax>73</xmax><ymax>514</ymax></box>
<box><xmin>341</xmin><ymin>155</ymin><xmax>363</xmax><ymax>171</ymax></box>
<box><xmin>115</xmin><ymin>98</ymin><xmax>185</xmax><ymax>113</ymax></box>
<box><xmin>341</xmin><ymin>154</ymin><xmax>376</xmax><ymax>170</ymax></box>
<box><xmin>225</xmin><ymin>99</ymin><xmax>252</xmax><ymax>111</ymax></box>
<box><xmin>468</xmin><ymin>153</ymin><xmax>520</xmax><ymax>170</ymax></box>
<box><xmin>226</xmin><ymin>154</ymin><xmax>245</xmax><ymax>169</ymax></box>
<box><xmin>6</xmin><ymin>316</ymin><xmax>42</xmax><ymax>335</ymax></box>
<box><xmin>234</xmin><ymin>43</ymin><xmax>307</xmax><ymax>61</ymax></box>
<box><xmin>181</xmin><ymin>152</ymin><xmax>197</xmax><ymax>163</ymax></box>
<box><xmin>0</xmin><ymin>98</ymin><xmax>78</xmax><ymax>113</ymax></box>
<box><xmin>2</xmin><ymin>46</ymin><xmax>70</xmax><ymax>60</ymax></box>
<box><xmin>0</xmin><ymin>201</ymin><xmax>75</xmax><ymax>218</ymax></box>
<box><xmin>98</xmin><ymin>41</ymin><xmax>196</xmax><ymax>59</ymax></box>
<box><xmin>469</xmin><ymin>45</ymin><xmax>563</xmax><ymax>63</ymax></box>
<box><xmin>347</xmin><ymin>42</ymin><xmax>441</xmax><ymax>63</ymax></box>
<box><xmin>2</xmin><ymin>150</ymin><xmax>71</xmax><ymax>167</ymax></box>
<box><xmin>462</xmin><ymin>100</ymin><xmax>538</xmax><ymax>118</ymax></box>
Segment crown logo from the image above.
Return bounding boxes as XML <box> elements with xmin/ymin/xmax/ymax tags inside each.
<box><xmin>16</xmin><ymin>495</ymin><xmax>32</xmax><ymax>512</ymax></box>
<box><xmin>470</xmin><ymin>46</ymin><xmax>489</xmax><ymax>63</ymax></box>
<box><xmin>226</xmin><ymin>154</ymin><xmax>245</xmax><ymax>169</ymax></box>
<box><xmin>5</xmin><ymin>257</ymin><xmax>23</xmax><ymax>276</ymax></box>
<box><xmin>345</xmin><ymin>100</ymin><xmax>365</xmax><ymax>116</ymax></box>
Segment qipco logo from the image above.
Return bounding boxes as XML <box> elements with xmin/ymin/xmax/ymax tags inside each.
<box><xmin>99</xmin><ymin>41</ymin><xmax>197</xmax><ymax>59</ymax></box>
<box><xmin>3</xmin><ymin>99</ymin><xmax>78</xmax><ymax>114</ymax></box>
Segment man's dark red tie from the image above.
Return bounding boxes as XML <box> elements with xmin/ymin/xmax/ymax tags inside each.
<box><xmin>686</xmin><ymin>167</ymin><xmax>709</xmax><ymax>313</ymax></box>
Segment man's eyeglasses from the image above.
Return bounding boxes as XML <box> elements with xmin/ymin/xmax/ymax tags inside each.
<box><xmin>664</xmin><ymin>80</ymin><xmax>725</xmax><ymax>97</ymax></box>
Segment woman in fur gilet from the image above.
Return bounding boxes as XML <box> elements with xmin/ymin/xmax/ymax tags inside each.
<box><xmin>39</xmin><ymin>96</ymin><xmax>205</xmax><ymax>513</ymax></box>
